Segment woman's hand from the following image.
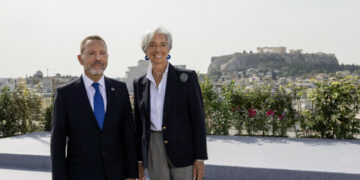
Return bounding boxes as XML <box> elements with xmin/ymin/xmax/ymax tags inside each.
<box><xmin>138</xmin><ymin>162</ymin><xmax>146</xmax><ymax>180</ymax></box>
<box><xmin>193</xmin><ymin>160</ymin><xmax>205</xmax><ymax>180</ymax></box>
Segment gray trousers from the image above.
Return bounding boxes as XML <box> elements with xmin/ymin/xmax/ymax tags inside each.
<box><xmin>148</xmin><ymin>131</ymin><xmax>193</xmax><ymax>180</ymax></box>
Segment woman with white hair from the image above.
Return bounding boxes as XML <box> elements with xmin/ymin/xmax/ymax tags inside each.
<box><xmin>133</xmin><ymin>27</ymin><xmax>208</xmax><ymax>180</ymax></box>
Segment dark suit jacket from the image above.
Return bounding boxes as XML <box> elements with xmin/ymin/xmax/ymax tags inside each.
<box><xmin>133</xmin><ymin>63</ymin><xmax>208</xmax><ymax>167</ymax></box>
<box><xmin>51</xmin><ymin>76</ymin><xmax>138</xmax><ymax>180</ymax></box>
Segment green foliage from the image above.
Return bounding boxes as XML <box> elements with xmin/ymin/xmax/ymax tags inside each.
<box><xmin>44</xmin><ymin>102</ymin><xmax>53</xmax><ymax>131</ymax></box>
<box><xmin>307</xmin><ymin>76</ymin><xmax>360</xmax><ymax>139</ymax></box>
<box><xmin>199</xmin><ymin>75</ymin><xmax>217</xmax><ymax>134</ymax></box>
<box><xmin>199</xmin><ymin>75</ymin><xmax>360</xmax><ymax>139</ymax></box>
<box><xmin>200</xmin><ymin>75</ymin><xmax>235</xmax><ymax>135</ymax></box>
<box><xmin>231</xmin><ymin>84</ymin><xmax>296</xmax><ymax>136</ymax></box>
<box><xmin>0</xmin><ymin>86</ymin><xmax>19</xmax><ymax>137</ymax></box>
<box><xmin>12</xmin><ymin>82</ymin><xmax>44</xmax><ymax>134</ymax></box>
<box><xmin>0</xmin><ymin>82</ymin><xmax>45</xmax><ymax>137</ymax></box>
<box><xmin>44</xmin><ymin>93</ymin><xmax>54</xmax><ymax>131</ymax></box>
<box><xmin>212</xmin><ymin>81</ymin><xmax>234</xmax><ymax>135</ymax></box>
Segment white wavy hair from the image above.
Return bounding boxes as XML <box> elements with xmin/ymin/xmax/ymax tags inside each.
<box><xmin>141</xmin><ymin>27</ymin><xmax>172</xmax><ymax>53</ymax></box>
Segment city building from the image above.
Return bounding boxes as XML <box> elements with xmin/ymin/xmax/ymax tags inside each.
<box><xmin>122</xmin><ymin>60</ymin><xmax>186</xmax><ymax>92</ymax></box>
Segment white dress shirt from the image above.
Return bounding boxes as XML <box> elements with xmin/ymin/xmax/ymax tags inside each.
<box><xmin>146</xmin><ymin>62</ymin><xmax>169</xmax><ymax>131</ymax></box>
<box><xmin>82</xmin><ymin>74</ymin><xmax>107</xmax><ymax>112</ymax></box>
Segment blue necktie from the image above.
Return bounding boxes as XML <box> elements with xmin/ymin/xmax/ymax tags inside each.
<box><xmin>92</xmin><ymin>82</ymin><xmax>105</xmax><ymax>130</ymax></box>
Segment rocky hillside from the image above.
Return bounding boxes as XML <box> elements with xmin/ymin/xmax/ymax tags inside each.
<box><xmin>208</xmin><ymin>52</ymin><xmax>339</xmax><ymax>74</ymax></box>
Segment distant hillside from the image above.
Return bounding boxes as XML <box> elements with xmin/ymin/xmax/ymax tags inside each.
<box><xmin>208</xmin><ymin>51</ymin><xmax>360</xmax><ymax>78</ymax></box>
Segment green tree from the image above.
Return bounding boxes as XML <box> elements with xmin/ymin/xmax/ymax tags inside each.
<box><xmin>199</xmin><ymin>75</ymin><xmax>234</xmax><ymax>135</ymax></box>
<box><xmin>6</xmin><ymin>81</ymin><xmax>44</xmax><ymax>135</ymax></box>
<box><xmin>0</xmin><ymin>86</ymin><xmax>19</xmax><ymax>137</ymax></box>
<box><xmin>44</xmin><ymin>94</ymin><xmax>54</xmax><ymax>131</ymax></box>
<box><xmin>212</xmin><ymin>81</ymin><xmax>234</xmax><ymax>135</ymax></box>
<box><xmin>199</xmin><ymin>75</ymin><xmax>218</xmax><ymax>134</ymax></box>
<box><xmin>308</xmin><ymin>76</ymin><xmax>360</xmax><ymax>139</ymax></box>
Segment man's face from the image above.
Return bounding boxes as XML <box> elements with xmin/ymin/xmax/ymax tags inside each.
<box><xmin>78</xmin><ymin>39</ymin><xmax>108</xmax><ymax>77</ymax></box>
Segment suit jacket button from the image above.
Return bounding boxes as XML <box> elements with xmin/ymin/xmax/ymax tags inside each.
<box><xmin>164</xmin><ymin>140</ymin><xmax>168</xmax><ymax>144</ymax></box>
<box><xmin>162</xmin><ymin>126</ymin><xmax>166</xmax><ymax>130</ymax></box>
<box><xmin>102</xmin><ymin>152</ymin><xmax>106</xmax><ymax>156</ymax></box>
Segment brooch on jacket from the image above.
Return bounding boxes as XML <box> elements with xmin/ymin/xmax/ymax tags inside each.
<box><xmin>179</xmin><ymin>73</ymin><xmax>188</xmax><ymax>83</ymax></box>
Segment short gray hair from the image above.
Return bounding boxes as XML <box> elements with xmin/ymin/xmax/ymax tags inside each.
<box><xmin>141</xmin><ymin>27</ymin><xmax>172</xmax><ymax>53</ymax></box>
<box><xmin>80</xmin><ymin>35</ymin><xmax>107</xmax><ymax>54</ymax></box>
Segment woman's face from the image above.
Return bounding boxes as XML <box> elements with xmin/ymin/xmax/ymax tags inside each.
<box><xmin>146</xmin><ymin>33</ymin><xmax>170</xmax><ymax>65</ymax></box>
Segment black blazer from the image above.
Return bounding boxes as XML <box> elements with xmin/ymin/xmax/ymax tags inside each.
<box><xmin>133</xmin><ymin>63</ymin><xmax>208</xmax><ymax>167</ymax></box>
<box><xmin>51</xmin><ymin>77</ymin><xmax>138</xmax><ymax>180</ymax></box>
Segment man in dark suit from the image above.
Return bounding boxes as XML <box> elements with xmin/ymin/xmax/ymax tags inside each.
<box><xmin>51</xmin><ymin>35</ymin><xmax>138</xmax><ymax>180</ymax></box>
<box><xmin>134</xmin><ymin>27</ymin><xmax>208</xmax><ymax>180</ymax></box>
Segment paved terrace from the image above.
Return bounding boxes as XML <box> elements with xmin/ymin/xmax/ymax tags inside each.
<box><xmin>0</xmin><ymin>132</ymin><xmax>359</xmax><ymax>180</ymax></box>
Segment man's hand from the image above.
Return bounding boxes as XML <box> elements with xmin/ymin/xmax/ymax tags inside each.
<box><xmin>138</xmin><ymin>162</ymin><xmax>145</xmax><ymax>180</ymax></box>
<box><xmin>192</xmin><ymin>160</ymin><xmax>205</xmax><ymax>180</ymax></box>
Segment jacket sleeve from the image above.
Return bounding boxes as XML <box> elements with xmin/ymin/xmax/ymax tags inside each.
<box><xmin>188</xmin><ymin>71</ymin><xmax>208</xmax><ymax>160</ymax></box>
<box><xmin>133</xmin><ymin>79</ymin><xmax>143</xmax><ymax>162</ymax></box>
<box><xmin>50</xmin><ymin>88</ymin><xmax>68</xmax><ymax>180</ymax></box>
<box><xmin>122</xmin><ymin>84</ymin><xmax>139</xmax><ymax>178</ymax></box>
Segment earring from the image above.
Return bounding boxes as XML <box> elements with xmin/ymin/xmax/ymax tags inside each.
<box><xmin>145</xmin><ymin>56</ymin><xmax>149</xmax><ymax>61</ymax></box>
<box><xmin>167</xmin><ymin>54</ymin><xmax>171</xmax><ymax>60</ymax></box>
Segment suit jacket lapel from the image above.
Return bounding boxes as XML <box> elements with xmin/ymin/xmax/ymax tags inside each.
<box><xmin>103</xmin><ymin>77</ymin><xmax>115</xmax><ymax>131</ymax></box>
<box><xmin>73</xmin><ymin>77</ymin><xmax>100</xmax><ymax>130</ymax></box>
<box><xmin>141</xmin><ymin>77</ymin><xmax>151</xmax><ymax>121</ymax></box>
<box><xmin>163</xmin><ymin>63</ymin><xmax>177</xmax><ymax>123</ymax></box>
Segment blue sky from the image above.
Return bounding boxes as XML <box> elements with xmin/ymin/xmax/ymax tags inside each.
<box><xmin>0</xmin><ymin>0</ymin><xmax>359</xmax><ymax>78</ymax></box>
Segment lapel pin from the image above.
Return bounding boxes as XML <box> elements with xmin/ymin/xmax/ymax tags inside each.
<box><xmin>111</xmin><ymin>88</ymin><xmax>115</xmax><ymax>91</ymax></box>
<box><xmin>180</xmin><ymin>73</ymin><xmax>188</xmax><ymax>83</ymax></box>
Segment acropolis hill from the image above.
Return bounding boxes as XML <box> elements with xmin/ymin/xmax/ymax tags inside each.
<box><xmin>208</xmin><ymin>47</ymin><xmax>339</xmax><ymax>74</ymax></box>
